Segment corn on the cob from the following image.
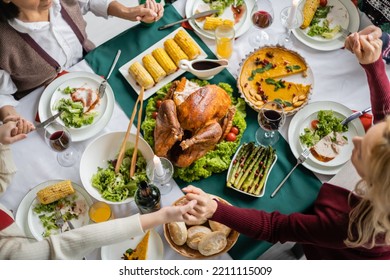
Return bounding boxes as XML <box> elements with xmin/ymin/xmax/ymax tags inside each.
<box><xmin>37</xmin><ymin>180</ymin><xmax>75</xmax><ymax>204</ymax></box>
<box><xmin>173</xmin><ymin>30</ymin><xmax>201</xmax><ymax>60</ymax></box>
<box><xmin>300</xmin><ymin>0</ymin><xmax>320</xmax><ymax>29</ymax></box>
<box><xmin>203</xmin><ymin>17</ymin><xmax>234</xmax><ymax>30</ymax></box>
<box><xmin>152</xmin><ymin>48</ymin><xmax>177</xmax><ymax>75</ymax></box>
<box><xmin>142</xmin><ymin>54</ymin><xmax>167</xmax><ymax>83</ymax></box>
<box><xmin>164</xmin><ymin>39</ymin><xmax>189</xmax><ymax>66</ymax></box>
<box><xmin>128</xmin><ymin>61</ymin><xmax>154</xmax><ymax>89</ymax></box>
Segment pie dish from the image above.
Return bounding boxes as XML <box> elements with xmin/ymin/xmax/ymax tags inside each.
<box><xmin>237</xmin><ymin>45</ymin><xmax>313</xmax><ymax>116</ymax></box>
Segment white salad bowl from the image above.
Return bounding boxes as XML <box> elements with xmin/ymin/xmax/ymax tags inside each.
<box><xmin>79</xmin><ymin>131</ymin><xmax>154</xmax><ymax>204</ymax></box>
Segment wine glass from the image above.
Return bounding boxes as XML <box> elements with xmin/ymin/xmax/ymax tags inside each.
<box><xmin>255</xmin><ymin>101</ymin><xmax>286</xmax><ymax>146</ymax></box>
<box><xmin>278</xmin><ymin>5</ymin><xmax>303</xmax><ymax>46</ymax></box>
<box><xmin>146</xmin><ymin>156</ymin><xmax>174</xmax><ymax>195</ymax></box>
<box><xmin>249</xmin><ymin>0</ymin><xmax>274</xmax><ymax>47</ymax></box>
<box><xmin>44</xmin><ymin>122</ymin><xmax>78</xmax><ymax>167</ymax></box>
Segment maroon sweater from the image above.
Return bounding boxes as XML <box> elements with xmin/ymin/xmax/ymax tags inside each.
<box><xmin>212</xmin><ymin>58</ymin><xmax>390</xmax><ymax>259</ymax></box>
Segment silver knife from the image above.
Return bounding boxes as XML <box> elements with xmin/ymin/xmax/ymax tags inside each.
<box><xmin>341</xmin><ymin>107</ymin><xmax>372</xmax><ymax>126</ymax></box>
<box><xmin>158</xmin><ymin>9</ymin><xmax>219</xmax><ymax>30</ymax></box>
<box><xmin>35</xmin><ymin>111</ymin><xmax>62</xmax><ymax>129</ymax></box>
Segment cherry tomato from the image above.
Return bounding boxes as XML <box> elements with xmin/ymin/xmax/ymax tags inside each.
<box><xmin>152</xmin><ymin>112</ymin><xmax>158</xmax><ymax>119</ymax></box>
<box><xmin>311</xmin><ymin>120</ymin><xmax>319</xmax><ymax>130</ymax></box>
<box><xmin>319</xmin><ymin>0</ymin><xmax>327</xmax><ymax>7</ymax></box>
<box><xmin>230</xmin><ymin>126</ymin><xmax>239</xmax><ymax>135</ymax></box>
<box><xmin>225</xmin><ymin>132</ymin><xmax>237</xmax><ymax>142</ymax></box>
<box><xmin>156</xmin><ymin>100</ymin><xmax>163</xmax><ymax>109</ymax></box>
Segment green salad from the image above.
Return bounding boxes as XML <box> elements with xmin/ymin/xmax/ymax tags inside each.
<box><xmin>308</xmin><ymin>6</ymin><xmax>341</xmax><ymax>39</ymax></box>
<box><xmin>54</xmin><ymin>86</ymin><xmax>97</xmax><ymax>128</ymax></box>
<box><xmin>141</xmin><ymin>79</ymin><xmax>247</xmax><ymax>182</ymax></box>
<box><xmin>91</xmin><ymin>148</ymin><xmax>148</xmax><ymax>202</ymax></box>
<box><xmin>33</xmin><ymin>195</ymin><xmax>80</xmax><ymax>237</ymax></box>
<box><xmin>299</xmin><ymin>110</ymin><xmax>348</xmax><ymax>147</ymax></box>
<box><xmin>202</xmin><ymin>0</ymin><xmax>244</xmax><ymax>15</ymax></box>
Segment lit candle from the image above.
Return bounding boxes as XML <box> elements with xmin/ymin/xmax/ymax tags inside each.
<box><xmin>287</xmin><ymin>0</ymin><xmax>299</xmax><ymax>27</ymax></box>
<box><xmin>153</xmin><ymin>155</ymin><xmax>165</xmax><ymax>177</ymax></box>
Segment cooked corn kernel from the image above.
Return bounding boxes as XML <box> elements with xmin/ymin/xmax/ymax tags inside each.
<box><xmin>128</xmin><ymin>61</ymin><xmax>154</xmax><ymax>89</ymax></box>
<box><xmin>142</xmin><ymin>54</ymin><xmax>166</xmax><ymax>83</ymax></box>
<box><xmin>164</xmin><ymin>39</ymin><xmax>189</xmax><ymax>66</ymax></box>
<box><xmin>173</xmin><ymin>30</ymin><xmax>201</xmax><ymax>60</ymax></box>
<box><xmin>300</xmin><ymin>0</ymin><xmax>320</xmax><ymax>29</ymax></box>
<box><xmin>37</xmin><ymin>180</ymin><xmax>75</xmax><ymax>204</ymax></box>
<box><xmin>152</xmin><ymin>48</ymin><xmax>177</xmax><ymax>75</ymax></box>
<box><xmin>203</xmin><ymin>17</ymin><xmax>234</xmax><ymax>30</ymax></box>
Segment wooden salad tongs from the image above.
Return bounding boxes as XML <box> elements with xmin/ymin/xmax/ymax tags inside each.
<box><xmin>114</xmin><ymin>87</ymin><xmax>145</xmax><ymax>177</ymax></box>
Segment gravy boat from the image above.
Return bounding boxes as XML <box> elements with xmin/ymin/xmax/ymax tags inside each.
<box><xmin>179</xmin><ymin>58</ymin><xmax>229</xmax><ymax>80</ymax></box>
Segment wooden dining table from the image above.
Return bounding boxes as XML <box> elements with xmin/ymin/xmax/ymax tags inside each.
<box><xmin>1</xmin><ymin>0</ymin><xmax>389</xmax><ymax>260</ymax></box>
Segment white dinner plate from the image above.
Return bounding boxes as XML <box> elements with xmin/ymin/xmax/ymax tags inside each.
<box><xmin>50</xmin><ymin>77</ymin><xmax>107</xmax><ymax>130</ymax></box>
<box><xmin>101</xmin><ymin>229</ymin><xmax>164</xmax><ymax>260</ymax></box>
<box><xmin>38</xmin><ymin>72</ymin><xmax>115</xmax><ymax>142</ymax></box>
<box><xmin>288</xmin><ymin>101</ymin><xmax>365</xmax><ymax>175</ymax></box>
<box><xmin>185</xmin><ymin>0</ymin><xmax>255</xmax><ymax>39</ymax></box>
<box><xmin>292</xmin><ymin>0</ymin><xmax>359</xmax><ymax>51</ymax></box>
<box><xmin>27</xmin><ymin>185</ymin><xmax>92</xmax><ymax>241</ymax></box>
<box><xmin>118</xmin><ymin>27</ymin><xmax>207</xmax><ymax>100</ymax></box>
<box><xmin>15</xmin><ymin>180</ymin><xmax>93</xmax><ymax>241</ymax></box>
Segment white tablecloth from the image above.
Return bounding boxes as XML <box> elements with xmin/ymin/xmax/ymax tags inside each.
<box><xmin>0</xmin><ymin>0</ymin><xmax>389</xmax><ymax>260</ymax></box>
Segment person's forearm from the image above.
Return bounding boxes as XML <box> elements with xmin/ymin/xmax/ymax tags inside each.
<box><xmin>140</xmin><ymin>208</ymin><xmax>169</xmax><ymax>230</ymax></box>
<box><xmin>107</xmin><ymin>1</ymin><xmax>134</xmax><ymax>20</ymax></box>
<box><xmin>361</xmin><ymin>58</ymin><xmax>390</xmax><ymax>123</ymax></box>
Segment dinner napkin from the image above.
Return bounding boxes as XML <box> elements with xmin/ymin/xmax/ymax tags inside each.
<box><xmin>353</xmin><ymin>110</ymin><xmax>373</xmax><ymax>132</ymax></box>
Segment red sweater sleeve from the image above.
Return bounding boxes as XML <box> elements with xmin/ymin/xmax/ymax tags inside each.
<box><xmin>361</xmin><ymin>58</ymin><xmax>390</xmax><ymax>123</ymax></box>
<box><xmin>211</xmin><ymin>185</ymin><xmax>352</xmax><ymax>248</ymax></box>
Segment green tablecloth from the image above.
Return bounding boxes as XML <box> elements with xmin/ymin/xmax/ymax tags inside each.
<box><xmin>85</xmin><ymin>4</ymin><xmax>322</xmax><ymax>260</ymax></box>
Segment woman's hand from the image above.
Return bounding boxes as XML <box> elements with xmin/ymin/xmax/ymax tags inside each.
<box><xmin>344</xmin><ymin>25</ymin><xmax>383</xmax><ymax>64</ymax></box>
<box><xmin>3</xmin><ymin>115</ymin><xmax>35</xmax><ymax>135</ymax></box>
<box><xmin>182</xmin><ymin>185</ymin><xmax>218</xmax><ymax>224</ymax></box>
<box><xmin>108</xmin><ymin>0</ymin><xmax>164</xmax><ymax>23</ymax></box>
<box><xmin>0</xmin><ymin>121</ymin><xmax>27</xmax><ymax>145</ymax></box>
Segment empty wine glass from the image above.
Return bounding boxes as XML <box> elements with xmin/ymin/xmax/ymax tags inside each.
<box><xmin>256</xmin><ymin>101</ymin><xmax>286</xmax><ymax>146</ymax></box>
<box><xmin>279</xmin><ymin>4</ymin><xmax>303</xmax><ymax>46</ymax></box>
<box><xmin>146</xmin><ymin>156</ymin><xmax>174</xmax><ymax>195</ymax></box>
<box><xmin>249</xmin><ymin>0</ymin><xmax>274</xmax><ymax>47</ymax></box>
<box><xmin>44</xmin><ymin>122</ymin><xmax>78</xmax><ymax>167</ymax></box>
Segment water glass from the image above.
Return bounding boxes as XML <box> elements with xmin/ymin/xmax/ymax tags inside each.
<box><xmin>215</xmin><ymin>25</ymin><xmax>235</xmax><ymax>59</ymax></box>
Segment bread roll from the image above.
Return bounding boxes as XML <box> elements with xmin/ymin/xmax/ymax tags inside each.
<box><xmin>198</xmin><ymin>231</ymin><xmax>227</xmax><ymax>256</ymax></box>
<box><xmin>168</xmin><ymin>222</ymin><xmax>188</xmax><ymax>246</ymax></box>
<box><xmin>209</xmin><ymin>220</ymin><xmax>232</xmax><ymax>237</ymax></box>
<box><xmin>186</xmin><ymin>226</ymin><xmax>211</xmax><ymax>250</ymax></box>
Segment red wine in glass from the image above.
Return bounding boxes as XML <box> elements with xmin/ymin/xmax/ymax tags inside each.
<box><xmin>44</xmin><ymin>122</ymin><xmax>77</xmax><ymax>167</ymax></box>
<box><xmin>259</xmin><ymin>109</ymin><xmax>282</xmax><ymax>131</ymax></box>
<box><xmin>49</xmin><ymin>130</ymin><xmax>70</xmax><ymax>152</ymax></box>
<box><xmin>252</xmin><ymin>11</ymin><xmax>273</xmax><ymax>29</ymax></box>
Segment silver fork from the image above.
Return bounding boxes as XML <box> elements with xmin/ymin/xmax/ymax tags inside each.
<box><xmin>339</xmin><ymin>26</ymin><xmax>352</xmax><ymax>39</ymax></box>
<box><xmin>270</xmin><ymin>149</ymin><xmax>311</xmax><ymax>198</ymax></box>
<box><xmin>54</xmin><ymin>211</ymin><xmax>65</xmax><ymax>232</ymax></box>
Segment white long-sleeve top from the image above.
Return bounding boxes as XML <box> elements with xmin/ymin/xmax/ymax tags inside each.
<box><xmin>0</xmin><ymin>0</ymin><xmax>112</xmax><ymax>109</ymax></box>
<box><xmin>0</xmin><ymin>203</ymin><xmax>144</xmax><ymax>260</ymax></box>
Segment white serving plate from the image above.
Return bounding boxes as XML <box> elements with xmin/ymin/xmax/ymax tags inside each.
<box><xmin>50</xmin><ymin>77</ymin><xmax>106</xmax><ymax>130</ymax></box>
<box><xmin>118</xmin><ymin>27</ymin><xmax>207</xmax><ymax>100</ymax></box>
<box><xmin>292</xmin><ymin>0</ymin><xmax>359</xmax><ymax>51</ymax></box>
<box><xmin>16</xmin><ymin>180</ymin><xmax>92</xmax><ymax>241</ymax></box>
<box><xmin>185</xmin><ymin>0</ymin><xmax>255</xmax><ymax>39</ymax></box>
<box><xmin>38</xmin><ymin>72</ymin><xmax>115</xmax><ymax>142</ymax></box>
<box><xmin>288</xmin><ymin>101</ymin><xmax>365</xmax><ymax>175</ymax></box>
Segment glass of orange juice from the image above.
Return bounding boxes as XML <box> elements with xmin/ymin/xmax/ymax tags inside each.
<box><xmin>215</xmin><ymin>25</ymin><xmax>235</xmax><ymax>59</ymax></box>
<box><xmin>88</xmin><ymin>201</ymin><xmax>113</xmax><ymax>223</ymax></box>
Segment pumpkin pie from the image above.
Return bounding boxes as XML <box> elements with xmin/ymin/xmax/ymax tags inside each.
<box><xmin>122</xmin><ymin>231</ymin><xmax>150</xmax><ymax>260</ymax></box>
<box><xmin>238</xmin><ymin>46</ymin><xmax>312</xmax><ymax>114</ymax></box>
